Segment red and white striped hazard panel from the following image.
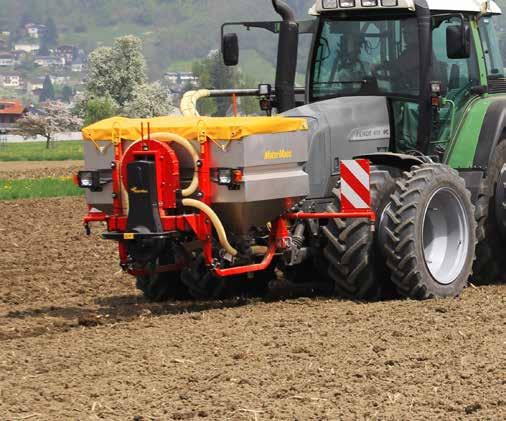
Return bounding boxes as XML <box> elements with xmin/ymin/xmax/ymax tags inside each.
<box><xmin>339</xmin><ymin>159</ymin><xmax>371</xmax><ymax>212</ymax></box>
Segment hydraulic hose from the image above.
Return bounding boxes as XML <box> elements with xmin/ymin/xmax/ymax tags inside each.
<box><xmin>180</xmin><ymin>89</ymin><xmax>211</xmax><ymax>116</ymax></box>
<box><xmin>182</xmin><ymin>198</ymin><xmax>238</xmax><ymax>257</ymax></box>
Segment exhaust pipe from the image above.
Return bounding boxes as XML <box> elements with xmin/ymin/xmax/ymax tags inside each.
<box><xmin>272</xmin><ymin>0</ymin><xmax>298</xmax><ymax>113</ymax></box>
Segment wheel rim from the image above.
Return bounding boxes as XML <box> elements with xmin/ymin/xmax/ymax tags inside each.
<box><xmin>422</xmin><ymin>188</ymin><xmax>469</xmax><ymax>285</ymax></box>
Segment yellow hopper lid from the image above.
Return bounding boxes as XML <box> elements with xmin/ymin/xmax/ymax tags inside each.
<box><xmin>82</xmin><ymin>115</ymin><xmax>308</xmax><ymax>142</ymax></box>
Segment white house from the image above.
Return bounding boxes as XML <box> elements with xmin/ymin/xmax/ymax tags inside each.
<box><xmin>14</xmin><ymin>43</ymin><xmax>40</xmax><ymax>53</ymax></box>
<box><xmin>1</xmin><ymin>75</ymin><xmax>21</xmax><ymax>88</ymax></box>
<box><xmin>34</xmin><ymin>55</ymin><xmax>66</xmax><ymax>67</ymax></box>
<box><xmin>0</xmin><ymin>54</ymin><xmax>16</xmax><ymax>67</ymax></box>
<box><xmin>25</xmin><ymin>24</ymin><xmax>46</xmax><ymax>39</ymax></box>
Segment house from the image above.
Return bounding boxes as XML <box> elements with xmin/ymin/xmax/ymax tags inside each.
<box><xmin>56</xmin><ymin>45</ymin><xmax>76</xmax><ymax>65</ymax></box>
<box><xmin>14</xmin><ymin>43</ymin><xmax>40</xmax><ymax>53</ymax></box>
<box><xmin>34</xmin><ymin>55</ymin><xmax>66</xmax><ymax>68</ymax></box>
<box><xmin>0</xmin><ymin>53</ymin><xmax>16</xmax><ymax>67</ymax></box>
<box><xmin>1</xmin><ymin>75</ymin><xmax>21</xmax><ymax>88</ymax></box>
<box><xmin>71</xmin><ymin>57</ymin><xmax>85</xmax><ymax>72</ymax></box>
<box><xmin>165</xmin><ymin>72</ymin><xmax>199</xmax><ymax>87</ymax></box>
<box><xmin>25</xmin><ymin>23</ymin><xmax>46</xmax><ymax>39</ymax></box>
<box><xmin>0</xmin><ymin>99</ymin><xmax>27</xmax><ymax>132</ymax></box>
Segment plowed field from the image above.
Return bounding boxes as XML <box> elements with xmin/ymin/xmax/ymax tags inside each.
<box><xmin>0</xmin><ymin>178</ymin><xmax>504</xmax><ymax>419</ymax></box>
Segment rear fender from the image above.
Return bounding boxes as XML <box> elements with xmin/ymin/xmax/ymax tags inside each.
<box><xmin>474</xmin><ymin>100</ymin><xmax>506</xmax><ymax>173</ymax></box>
<box><xmin>354</xmin><ymin>152</ymin><xmax>425</xmax><ymax>172</ymax></box>
<box><xmin>497</xmin><ymin>164</ymin><xmax>506</xmax><ymax>239</ymax></box>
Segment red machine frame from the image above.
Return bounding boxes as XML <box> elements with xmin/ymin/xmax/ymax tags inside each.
<box><xmin>83</xmin><ymin>135</ymin><xmax>376</xmax><ymax>278</ymax></box>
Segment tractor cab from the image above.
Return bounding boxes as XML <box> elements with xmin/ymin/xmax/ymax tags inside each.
<box><xmin>308</xmin><ymin>0</ymin><xmax>504</xmax><ymax>159</ymax></box>
<box><xmin>223</xmin><ymin>0</ymin><xmax>504</xmax><ymax>160</ymax></box>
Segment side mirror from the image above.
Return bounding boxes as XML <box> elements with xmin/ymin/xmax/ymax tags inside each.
<box><xmin>447</xmin><ymin>23</ymin><xmax>471</xmax><ymax>59</ymax></box>
<box><xmin>222</xmin><ymin>33</ymin><xmax>239</xmax><ymax>66</ymax></box>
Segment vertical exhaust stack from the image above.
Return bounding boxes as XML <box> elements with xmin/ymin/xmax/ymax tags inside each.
<box><xmin>272</xmin><ymin>0</ymin><xmax>299</xmax><ymax>113</ymax></box>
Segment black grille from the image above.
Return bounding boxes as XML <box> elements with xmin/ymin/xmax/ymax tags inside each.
<box><xmin>487</xmin><ymin>77</ymin><xmax>506</xmax><ymax>94</ymax></box>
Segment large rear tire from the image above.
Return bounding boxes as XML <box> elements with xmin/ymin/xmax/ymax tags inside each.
<box><xmin>473</xmin><ymin>141</ymin><xmax>506</xmax><ymax>283</ymax></box>
<box><xmin>384</xmin><ymin>164</ymin><xmax>477</xmax><ymax>299</ymax></box>
<box><xmin>321</xmin><ymin>168</ymin><xmax>397</xmax><ymax>300</ymax></box>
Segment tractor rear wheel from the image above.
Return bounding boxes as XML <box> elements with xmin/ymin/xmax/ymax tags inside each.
<box><xmin>384</xmin><ymin>164</ymin><xmax>477</xmax><ymax>299</ymax></box>
<box><xmin>321</xmin><ymin>167</ymin><xmax>397</xmax><ymax>300</ymax></box>
<box><xmin>473</xmin><ymin>141</ymin><xmax>506</xmax><ymax>283</ymax></box>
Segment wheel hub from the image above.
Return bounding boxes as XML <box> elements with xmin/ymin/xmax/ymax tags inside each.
<box><xmin>422</xmin><ymin>188</ymin><xmax>470</xmax><ymax>285</ymax></box>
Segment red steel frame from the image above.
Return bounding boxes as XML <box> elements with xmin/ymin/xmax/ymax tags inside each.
<box><xmin>83</xmin><ymin>136</ymin><xmax>376</xmax><ymax>278</ymax></box>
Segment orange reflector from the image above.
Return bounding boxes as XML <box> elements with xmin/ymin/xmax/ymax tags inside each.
<box><xmin>232</xmin><ymin>169</ymin><xmax>243</xmax><ymax>183</ymax></box>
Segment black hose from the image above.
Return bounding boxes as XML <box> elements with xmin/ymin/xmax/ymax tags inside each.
<box><xmin>272</xmin><ymin>0</ymin><xmax>298</xmax><ymax>112</ymax></box>
<box><xmin>272</xmin><ymin>0</ymin><xmax>296</xmax><ymax>22</ymax></box>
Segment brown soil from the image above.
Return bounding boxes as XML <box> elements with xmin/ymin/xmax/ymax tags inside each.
<box><xmin>0</xmin><ymin>160</ymin><xmax>83</xmax><ymax>180</ymax></box>
<box><xmin>0</xmin><ymin>197</ymin><xmax>504</xmax><ymax>420</ymax></box>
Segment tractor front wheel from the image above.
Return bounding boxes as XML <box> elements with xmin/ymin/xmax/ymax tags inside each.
<box><xmin>384</xmin><ymin>164</ymin><xmax>477</xmax><ymax>299</ymax></box>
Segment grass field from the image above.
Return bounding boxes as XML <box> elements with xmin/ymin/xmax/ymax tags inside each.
<box><xmin>0</xmin><ymin>177</ymin><xmax>84</xmax><ymax>201</ymax></box>
<box><xmin>0</xmin><ymin>141</ymin><xmax>83</xmax><ymax>162</ymax></box>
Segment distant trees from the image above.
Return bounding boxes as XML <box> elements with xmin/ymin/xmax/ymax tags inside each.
<box><xmin>80</xmin><ymin>95</ymin><xmax>119</xmax><ymax>127</ymax></box>
<box><xmin>39</xmin><ymin>75</ymin><xmax>55</xmax><ymax>103</ymax></box>
<box><xmin>192</xmin><ymin>51</ymin><xmax>258</xmax><ymax>116</ymax></box>
<box><xmin>16</xmin><ymin>101</ymin><xmax>83</xmax><ymax>149</ymax></box>
<box><xmin>123</xmin><ymin>82</ymin><xmax>174</xmax><ymax>118</ymax></box>
<box><xmin>87</xmin><ymin>35</ymin><xmax>147</xmax><ymax>107</ymax></box>
<box><xmin>82</xmin><ymin>35</ymin><xmax>173</xmax><ymax>124</ymax></box>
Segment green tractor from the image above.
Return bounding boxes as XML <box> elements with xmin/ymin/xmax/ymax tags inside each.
<box><xmin>219</xmin><ymin>0</ymin><xmax>506</xmax><ymax>298</ymax></box>
<box><xmin>79</xmin><ymin>0</ymin><xmax>505</xmax><ymax>302</ymax></box>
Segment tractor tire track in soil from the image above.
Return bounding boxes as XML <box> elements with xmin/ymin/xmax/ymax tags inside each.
<box><xmin>0</xmin><ymin>197</ymin><xmax>505</xmax><ymax>420</ymax></box>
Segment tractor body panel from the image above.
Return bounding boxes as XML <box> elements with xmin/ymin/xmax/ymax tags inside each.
<box><xmin>286</xmin><ymin>96</ymin><xmax>391</xmax><ymax>198</ymax></box>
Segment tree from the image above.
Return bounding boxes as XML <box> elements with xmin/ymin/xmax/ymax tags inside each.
<box><xmin>86</xmin><ymin>35</ymin><xmax>147</xmax><ymax>107</ymax></box>
<box><xmin>43</xmin><ymin>17</ymin><xmax>58</xmax><ymax>47</ymax></box>
<box><xmin>123</xmin><ymin>82</ymin><xmax>174</xmax><ymax>118</ymax></box>
<box><xmin>61</xmin><ymin>85</ymin><xmax>74</xmax><ymax>103</ymax></box>
<box><xmin>40</xmin><ymin>75</ymin><xmax>55</xmax><ymax>102</ymax></box>
<box><xmin>16</xmin><ymin>101</ymin><xmax>83</xmax><ymax>149</ymax></box>
<box><xmin>192</xmin><ymin>51</ymin><xmax>256</xmax><ymax>116</ymax></box>
<box><xmin>82</xmin><ymin>95</ymin><xmax>119</xmax><ymax>126</ymax></box>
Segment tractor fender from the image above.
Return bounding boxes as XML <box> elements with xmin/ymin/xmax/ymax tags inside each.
<box><xmin>354</xmin><ymin>152</ymin><xmax>425</xmax><ymax>172</ymax></box>
<box><xmin>474</xmin><ymin>100</ymin><xmax>506</xmax><ymax>172</ymax></box>
<box><xmin>497</xmin><ymin>164</ymin><xmax>506</xmax><ymax>239</ymax></box>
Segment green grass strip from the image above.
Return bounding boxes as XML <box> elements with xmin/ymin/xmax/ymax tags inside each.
<box><xmin>0</xmin><ymin>177</ymin><xmax>84</xmax><ymax>200</ymax></box>
<box><xmin>0</xmin><ymin>141</ymin><xmax>83</xmax><ymax>162</ymax></box>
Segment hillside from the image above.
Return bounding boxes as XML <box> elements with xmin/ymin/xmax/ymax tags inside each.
<box><xmin>0</xmin><ymin>0</ymin><xmax>314</xmax><ymax>80</ymax></box>
<box><xmin>1</xmin><ymin>0</ymin><xmax>506</xmax><ymax>89</ymax></box>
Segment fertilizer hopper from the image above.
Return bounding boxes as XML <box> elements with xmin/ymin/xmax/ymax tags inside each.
<box><xmin>80</xmin><ymin>115</ymin><xmax>310</xmax><ymax>240</ymax></box>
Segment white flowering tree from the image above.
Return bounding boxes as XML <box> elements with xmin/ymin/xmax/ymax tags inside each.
<box><xmin>123</xmin><ymin>82</ymin><xmax>174</xmax><ymax>118</ymax></box>
<box><xmin>16</xmin><ymin>101</ymin><xmax>83</xmax><ymax>149</ymax></box>
<box><xmin>87</xmin><ymin>35</ymin><xmax>148</xmax><ymax>107</ymax></box>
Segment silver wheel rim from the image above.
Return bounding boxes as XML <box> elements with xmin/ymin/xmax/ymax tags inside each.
<box><xmin>422</xmin><ymin>188</ymin><xmax>469</xmax><ymax>285</ymax></box>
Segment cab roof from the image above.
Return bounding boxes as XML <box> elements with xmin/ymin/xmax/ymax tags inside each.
<box><xmin>311</xmin><ymin>0</ymin><xmax>501</xmax><ymax>15</ymax></box>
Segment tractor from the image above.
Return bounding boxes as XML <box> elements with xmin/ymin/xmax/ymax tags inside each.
<box><xmin>78</xmin><ymin>0</ymin><xmax>505</xmax><ymax>301</ymax></box>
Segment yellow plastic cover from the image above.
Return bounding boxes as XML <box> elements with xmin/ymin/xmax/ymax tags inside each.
<box><xmin>82</xmin><ymin>115</ymin><xmax>308</xmax><ymax>142</ymax></box>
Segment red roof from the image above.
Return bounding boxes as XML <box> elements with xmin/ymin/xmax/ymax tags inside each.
<box><xmin>0</xmin><ymin>100</ymin><xmax>26</xmax><ymax>115</ymax></box>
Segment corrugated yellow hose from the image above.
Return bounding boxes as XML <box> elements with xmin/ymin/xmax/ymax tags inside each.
<box><xmin>180</xmin><ymin>89</ymin><xmax>211</xmax><ymax>117</ymax></box>
<box><xmin>182</xmin><ymin>198</ymin><xmax>238</xmax><ymax>257</ymax></box>
<box><xmin>119</xmin><ymin>132</ymin><xmax>238</xmax><ymax>257</ymax></box>
<box><xmin>140</xmin><ymin>132</ymin><xmax>200</xmax><ymax>197</ymax></box>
